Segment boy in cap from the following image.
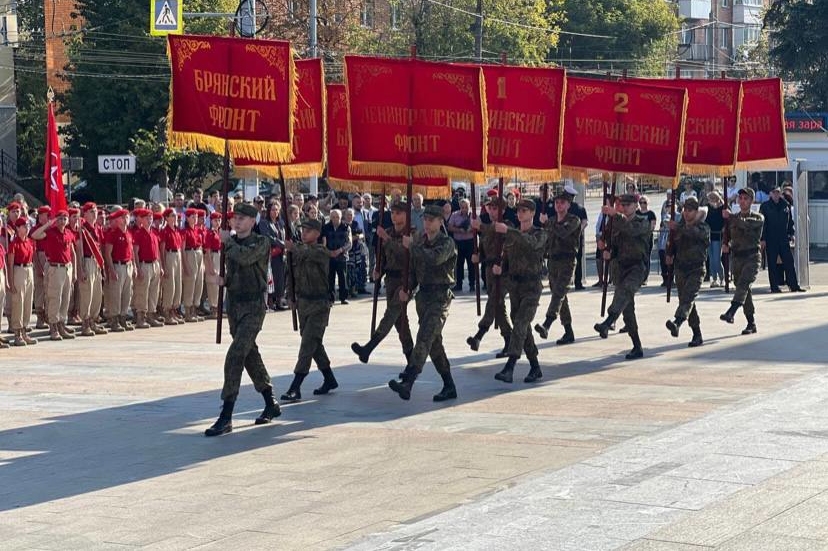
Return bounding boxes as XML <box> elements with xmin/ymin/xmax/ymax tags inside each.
<box><xmin>75</xmin><ymin>202</ymin><xmax>108</xmax><ymax>336</ymax></box>
<box><xmin>535</xmin><ymin>191</ymin><xmax>582</xmax><ymax>346</ymax></box>
<box><xmin>181</xmin><ymin>208</ymin><xmax>205</xmax><ymax>322</ymax></box>
<box><xmin>131</xmin><ymin>208</ymin><xmax>163</xmax><ymax>329</ymax></box>
<box><xmin>351</xmin><ymin>201</ymin><xmax>414</xmax><ymax>365</ymax></box>
<box><xmin>31</xmin><ymin>209</ymin><xmax>78</xmax><ymax>340</ymax></box>
<box><xmin>492</xmin><ymin>199</ymin><xmax>547</xmax><ymax>384</ymax></box>
<box><xmin>159</xmin><ymin>208</ymin><xmax>184</xmax><ymax>324</ymax></box>
<box><xmin>103</xmin><ymin>208</ymin><xmax>134</xmax><ymax>332</ymax></box>
<box><xmin>665</xmin><ymin>196</ymin><xmax>710</xmax><ymax>346</ymax></box>
<box><xmin>32</xmin><ymin>206</ymin><xmax>51</xmax><ymax>329</ymax></box>
<box><xmin>203</xmin><ymin>212</ymin><xmax>223</xmax><ymax>319</ymax></box>
<box><xmin>593</xmin><ymin>194</ymin><xmax>653</xmax><ymax>360</ymax></box>
<box><xmin>389</xmin><ymin>204</ymin><xmax>458</xmax><ymax>401</ymax></box>
<box><xmin>205</xmin><ymin>202</ymin><xmax>280</xmax><ymax>437</ymax></box>
<box><xmin>7</xmin><ymin>218</ymin><xmax>38</xmax><ymax>346</ymax></box>
<box><xmin>720</xmin><ymin>187</ymin><xmax>765</xmax><ymax>334</ymax></box>
<box><xmin>281</xmin><ymin>218</ymin><xmax>339</xmax><ymax>402</ymax></box>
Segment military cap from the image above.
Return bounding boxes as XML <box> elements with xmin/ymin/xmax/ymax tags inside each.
<box><xmin>185</xmin><ymin>207</ymin><xmax>200</xmax><ymax>217</ymax></box>
<box><xmin>209</xmin><ymin>211</ymin><xmax>223</xmax><ymax>220</ymax></box>
<box><xmin>109</xmin><ymin>208</ymin><xmax>129</xmax><ymax>220</ymax></box>
<box><xmin>233</xmin><ymin>202</ymin><xmax>259</xmax><ymax>218</ymax></box>
<box><xmin>81</xmin><ymin>202</ymin><xmax>97</xmax><ymax>213</ymax></box>
<box><xmin>7</xmin><ymin>201</ymin><xmax>22</xmax><ymax>211</ymax></box>
<box><xmin>300</xmin><ymin>218</ymin><xmax>322</xmax><ymax>232</ymax></box>
<box><xmin>152</xmin><ymin>212</ymin><xmax>163</xmax><ymax>221</ymax></box>
<box><xmin>618</xmin><ymin>193</ymin><xmax>637</xmax><ymax>204</ymax></box>
<box><xmin>133</xmin><ymin>208</ymin><xmax>152</xmax><ymax>218</ymax></box>
<box><xmin>163</xmin><ymin>207</ymin><xmax>176</xmax><ymax>218</ymax></box>
<box><xmin>683</xmin><ymin>196</ymin><xmax>700</xmax><ymax>210</ymax></box>
<box><xmin>389</xmin><ymin>200</ymin><xmax>408</xmax><ymax>212</ymax></box>
<box><xmin>68</xmin><ymin>207</ymin><xmax>80</xmax><ymax>216</ymax></box>
<box><xmin>55</xmin><ymin>209</ymin><xmax>69</xmax><ymax>218</ymax></box>
<box><xmin>554</xmin><ymin>191</ymin><xmax>573</xmax><ymax>202</ymax></box>
<box><xmin>486</xmin><ymin>188</ymin><xmax>499</xmax><ymax>197</ymax></box>
<box><xmin>37</xmin><ymin>205</ymin><xmax>52</xmax><ymax>215</ymax></box>
<box><xmin>516</xmin><ymin>198</ymin><xmax>536</xmax><ymax>211</ymax></box>
<box><xmin>14</xmin><ymin>217</ymin><xmax>29</xmax><ymax>228</ymax></box>
<box><xmin>737</xmin><ymin>187</ymin><xmax>755</xmax><ymax>200</ymax></box>
<box><xmin>423</xmin><ymin>204</ymin><xmax>443</xmax><ymax>218</ymax></box>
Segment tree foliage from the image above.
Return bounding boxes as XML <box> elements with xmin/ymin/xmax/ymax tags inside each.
<box><xmin>764</xmin><ymin>0</ymin><xmax>828</xmax><ymax>111</ymax></box>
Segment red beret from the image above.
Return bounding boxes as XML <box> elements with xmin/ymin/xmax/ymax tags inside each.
<box><xmin>81</xmin><ymin>202</ymin><xmax>97</xmax><ymax>213</ymax></box>
<box><xmin>14</xmin><ymin>217</ymin><xmax>29</xmax><ymax>228</ymax></box>
<box><xmin>109</xmin><ymin>208</ymin><xmax>128</xmax><ymax>220</ymax></box>
<box><xmin>185</xmin><ymin>208</ymin><xmax>199</xmax><ymax>216</ymax></box>
<box><xmin>209</xmin><ymin>212</ymin><xmax>222</xmax><ymax>220</ymax></box>
<box><xmin>152</xmin><ymin>212</ymin><xmax>163</xmax><ymax>221</ymax></box>
<box><xmin>7</xmin><ymin>202</ymin><xmax>21</xmax><ymax>211</ymax></box>
<box><xmin>68</xmin><ymin>208</ymin><xmax>80</xmax><ymax>216</ymax></box>
<box><xmin>133</xmin><ymin>208</ymin><xmax>152</xmax><ymax>218</ymax></box>
<box><xmin>37</xmin><ymin>206</ymin><xmax>52</xmax><ymax>214</ymax></box>
<box><xmin>55</xmin><ymin>209</ymin><xmax>69</xmax><ymax>217</ymax></box>
<box><xmin>486</xmin><ymin>189</ymin><xmax>499</xmax><ymax>197</ymax></box>
<box><xmin>163</xmin><ymin>208</ymin><xmax>176</xmax><ymax>217</ymax></box>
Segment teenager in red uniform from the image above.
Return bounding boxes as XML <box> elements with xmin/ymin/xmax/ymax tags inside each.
<box><xmin>7</xmin><ymin>218</ymin><xmax>38</xmax><ymax>346</ymax></box>
<box><xmin>160</xmin><ymin>208</ymin><xmax>184</xmax><ymax>324</ymax></box>
<box><xmin>32</xmin><ymin>206</ymin><xmax>51</xmax><ymax>329</ymax></box>
<box><xmin>103</xmin><ymin>208</ymin><xmax>134</xmax><ymax>332</ymax></box>
<box><xmin>76</xmin><ymin>202</ymin><xmax>107</xmax><ymax>337</ymax></box>
<box><xmin>131</xmin><ymin>208</ymin><xmax>163</xmax><ymax>329</ymax></box>
<box><xmin>31</xmin><ymin>209</ymin><xmax>77</xmax><ymax>341</ymax></box>
<box><xmin>66</xmin><ymin>207</ymin><xmax>83</xmax><ymax>326</ymax></box>
<box><xmin>0</xmin><ymin>216</ymin><xmax>9</xmax><ymax>348</ymax></box>
<box><xmin>181</xmin><ymin>208</ymin><xmax>205</xmax><ymax>322</ymax></box>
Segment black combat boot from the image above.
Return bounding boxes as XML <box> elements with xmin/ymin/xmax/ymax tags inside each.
<box><xmin>388</xmin><ymin>367</ymin><xmax>417</xmax><ymax>400</ymax></box>
<box><xmin>495</xmin><ymin>335</ymin><xmax>511</xmax><ymax>358</ymax></box>
<box><xmin>466</xmin><ymin>327</ymin><xmax>487</xmax><ymax>351</ymax></box>
<box><xmin>534</xmin><ymin>315</ymin><xmax>556</xmax><ymax>340</ymax></box>
<box><xmin>433</xmin><ymin>371</ymin><xmax>457</xmax><ymax>402</ymax></box>
<box><xmin>594</xmin><ymin>312</ymin><xmax>619</xmax><ymax>339</ymax></box>
<box><xmin>719</xmin><ymin>301</ymin><xmax>741</xmax><ymax>324</ymax></box>
<box><xmin>625</xmin><ymin>331</ymin><xmax>644</xmax><ymax>360</ymax></box>
<box><xmin>666</xmin><ymin>317</ymin><xmax>685</xmax><ymax>338</ymax></box>
<box><xmin>556</xmin><ymin>324</ymin><xmax>575</xmax><ymax>345</ymax></box>
<box><xmin>524</xmin><ymin>356</ymin><xmax>543</xmax><ymax>383</ymax></box>
<box><xmin>741</xmin><ymin>314</ymin><xmax>757</xmax><ymax>335</ymax></box>
<box><xmin>495</xmin><ymin>356</ymin><xmax>518</xmax><ymax>383</ymax></box>
<box><xmin>351</xmin><ymin>334</ymin><xmax>381</xmax><ymax>364</ymax></box>
<box><xmin>688</xmin><ymin>326</ymin><xmax>703</xmax><ymax>347</ymax></box>
<box><xmin>255</xmin><ymin>388</ymin><xmax>281</xmax><ymax>425</ymax></box>
<box><xmin>205</xmin><ymin>400</ymin><xmax>235</xmax><ymax>437</ymax></box>
<box><xmin>280</xmin><ymin>373</ymin><xmax>307</xmax><ymax>403</ymax></box>
<box><xmin>313</xmin><ymin>367</ymin><xmax>339</xmax><ymax>395</ymax></box>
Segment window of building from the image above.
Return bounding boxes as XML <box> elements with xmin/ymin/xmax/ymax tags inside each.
<box><xmin>744</xmin><ymin>24</ymin><xmax>760</xmax><ymax>44</ymax></box>
<box><xmin>390</xmin><ymin>2</ymin><xmax>399</xmax><ymax>29</ymax></box>
<box><xmin>681</xmin><ymin>24</ymin><xmax>692</xmax><ymax>45</ymax></box>
<box><xmin>360</xmin><ymin>0</ymin><xmax>375</xmax><ymax>27</ymax></box>
<box><xmin>720</xmin><ymin>27</ymin><xmax>729</xmax><ymax>48</ymax></box>
<box><xmin>287</xmin><ymin>0</ymin><xmax>296</xmax><ymax>18</ymax></box>
<box><xmin>722</xmin><ymin>0</ymin><xmax>728</xmax><ymax>7</ymax></box>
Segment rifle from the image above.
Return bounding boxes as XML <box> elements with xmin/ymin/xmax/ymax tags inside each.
<box><xmin>370</xmin><ymin>187</ymin><xmax>386</xmax><ymax>335</ymax></box>
<box><xmin>493</xmin><ymin>177</ymin><xmax>505</xmax><ymax>329</ymax></box>
<box><xmin>665</xmin><ymin>188</ymin><xmax>677</xmax><ymax>303</ymax></box>
<box><xmin>470</xmin><ymin>181</ymin><xmax>481</xmax><ymax>316</ymax></box>
<box><xmin>599</xmin><ymin>176</ymin><xmax>616</xmax><ymax>317</ymax></box>
<box><xmin>722</xmin><ymin>177</ymin><xmax>731</xmax><ymax>292</ymax></box>
<box><xmin>279</xmin><ymin>168</ymin><xmax>299</xmax><ymax>332</ymax></box>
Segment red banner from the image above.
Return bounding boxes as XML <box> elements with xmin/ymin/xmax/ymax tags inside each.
<box><xmin>326</xmin><ymin>84</ymin><xmax>449</xmax><ymax>198</ymax></box>
<box><xmin>44</xmin><ymin>101</ymin><xmax>67</xmax><ymax>213</ymax></box>
<box><xmin>234</xmin><ymin>58</ymin><xmax>325</xmax><ymax>179</ymax></box>
<box><xmin>167</xmin><ymin>34</ymin><xmax>296</xmax><ymax>163</ymax></box>
<box><xmin>561</xmin><ymin>77</ymin><xmax>688</xmax><ymax>181</ymax></box>
<box><xmin>483</xmin><ymin>65</ymin><xmax>565</xmax><ymax>180</ymax></box>
<box><xmin>631</xmin><ymin>78</ymin><xmax>742</xmax><ymax>175</ymax></box>
<box><xmin>344</xmin><ymin>55</ymin><xmax>487</xmax><ymax>180</ymax></box>
<box><xmin>737</xmin><ymin>78</ymin><xmax>788</xmax><ymax>170</ymax></box>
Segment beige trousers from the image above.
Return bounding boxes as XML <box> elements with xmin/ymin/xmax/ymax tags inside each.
<box><xmin>181</xmin><ymin>249</ymin><xmax>204</xmax><ymax>308</ymax></box>
<box><xmin>34</xmin><ymin>252</ymin><xmax>47</xmax><ymax>313</ymax></box>
<box><xmin>105</xmin><ymin>263</ymin><xmax>133</xmax><ymax>317</ymax></box>
<box><xmin>46</xmin><ymin>263</ymin><xmax>73</xmax><ymax>324</ymax></box>
<box><xmin>0</xmin><ymin>269</ymin><xmax>5</xmax><ymax>329</ymax></box>
<box><xmin>77</xmin><ymin>257</ymin><xmax>103</xmax><ymax>321</ymax></box>
<box><xmin>162</xmin><ymin>251</ymin><xmax>182</xmax><ymax>309</ymax></box>
<box><xmin>133</xmin><ymin>261</ymin><xmax>161</xmax><ymax>313</ymax></box>
<box><xmin>10</xmin><ymin>265</ymin><xmax>34</xmax><ymax>331</ymax></box>
<box><xmin>206</xmin><ymin>251</ymin><xmax>221</xmax><ymax>309</ymax></box>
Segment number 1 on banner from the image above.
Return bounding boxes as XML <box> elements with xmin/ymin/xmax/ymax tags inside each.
<box><xmin>497</xmin><ymin>77</ymin><xmax>507</xmax><ymax>99</ymax></box>
<box><xmin>614</xmin><ymin>93</ymin><xmax>629</xmax><ymax>114</ymax></box>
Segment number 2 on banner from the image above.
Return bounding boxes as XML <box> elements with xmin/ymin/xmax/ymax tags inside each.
<box><xmin>614</xmin><ymin>93</ymin><xmax>629</xmax><ymax>114</ymax></box>
<box><xmin>497</xmin><ymin>77</ymin><xmax>507</xmax><ymax>99</ymax></box>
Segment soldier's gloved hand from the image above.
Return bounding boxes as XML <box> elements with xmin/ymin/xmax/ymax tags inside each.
<box><xmin>602</xmin><ymin>250</ymin><xmax>611</xmax><ymax>261</ymax></box>
<box><xmin>471</xmin><ymin>253</ymin><xmax>479</xmax><ymax>264</ymax></box>
<box><xmin>539</xmin><ymin>213</ymin><xmax>549</xmax><ymax>224</ymax></box>
<box><xmin>494</xmin><ymin>222</ymin><xmax>507</xmax><ymax>234</ymax></box>
<box><xmin>492</xmin><ymin>264</ymin><xmax>502</xmax><ymax>275</ymax></box>
<box><xmin>597</xmin><ymin>239</ymin><xmax>606</xmax><ymax>251</ymax></box>
<box><xmin>372</xmin><ymin>270</ymin><xmax>380</xmax><ymax>282</ymax></box>
<box><xmin>398</xmin><ymin>289</ymin><xmax>410</xmax><ymax>302</ymax></box>
<box><xmin>402</xmin><ymin>235</ymin><xmax>412</xmax><ymax>249</ymax></box>
<box><xmin>377</xmin><ymin>227</ymin><xmax>390</xmax><ymax>242</ymax></box>
<box><xmin>471</xmin><ymin>218</ymin><xmax>481</xmax><ymax>231</ymax></box>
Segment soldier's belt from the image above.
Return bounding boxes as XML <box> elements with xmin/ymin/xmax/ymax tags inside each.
<box><xmin>418</xmin><ymin>284</ymin><xmax>451</xmax><ymax>292</ymax></box>
<box><xmin>509</xmin><ymin>273</ymin><xmax>541</xmax><ymax>283</ymax></box>
<box><xmin>732</xmin><ymin>248</ymin><xmax>759</xmax><ymax>258</ymax></box>
<box><xmin>297</xmin><ymin>293</ymin><xmax>330</xmax><ymax>301</ymax></box>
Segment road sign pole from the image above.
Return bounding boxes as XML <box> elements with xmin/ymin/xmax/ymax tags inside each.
<box><xmin>116</xmin><ymin>174</ymin><xmax>123</xmax><ymax>205</ymax></box>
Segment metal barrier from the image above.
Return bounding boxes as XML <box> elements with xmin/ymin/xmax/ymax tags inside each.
<box><xmin>0</xmin><ymin>149</ymin><xmax>17</xmax><ymax>183</ymax></box>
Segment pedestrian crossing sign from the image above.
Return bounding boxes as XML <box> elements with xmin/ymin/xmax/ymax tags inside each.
<box><xmin>150</xmin><ymin>0</ymin><xmax>182</xmax><ymax>36</ymax></box>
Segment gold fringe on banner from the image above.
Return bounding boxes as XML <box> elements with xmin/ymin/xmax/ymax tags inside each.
<box><xmin>331</xmin><ymin>179</ymin><xmax>453</xmax><ymax>200</ymax></box>
<box><xmin>681</xmin><ymin>164</ymin><xmax>737</xmax><ymax>177</ymax></box>
<box><xmin>735</xmin><ymin>157</ymin><xmax>791</xmax><ymax>171</ymax></box>
<box><xmin>348</xmin><ymin>161</ymin><xmax>483</xmax><ymax>182</ymax></box>
<box><xmin>487</xmin><ymin>166</ymin><xmax>561</xmax><ymax>182</ymax></box>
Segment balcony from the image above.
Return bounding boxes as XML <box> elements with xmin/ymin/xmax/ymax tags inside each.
<box><xmin>678</xmin><ymin>0</ymin><xmax>711</xmax><ymax>20</ymax></box>
<box><xmin>733</xmin><ymin>3</ymin><xmax>762</xmax><ymax>25</ymax></box>
<box><xmin>678</xmin><ymin>43</ymin><xmax>711</xmax><ymax>61</ymax></box>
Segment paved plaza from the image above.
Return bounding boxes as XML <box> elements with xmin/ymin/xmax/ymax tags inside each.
<box><xmin>1</xmin><ymin>242</ymin><xmax>827</xmax><ymax>549</ymax></box>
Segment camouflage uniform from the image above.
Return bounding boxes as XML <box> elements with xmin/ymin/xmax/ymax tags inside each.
<box><xmin>476</xmin><ymin>221</ymin><xmax>511</xmax><ymax>339</ymax></box>
<box><xmin>502</xmin><ymin>225</ymin><xmax>547</xmax><ymax>361</ymax></box>
<box><xmin>671</xmin><ymin>217</ymin><xmax>710</xmax><ymax>332</ymax></box>
<box><xmin>373</xmin><ymin>225</ymin><xmax>414</xmax><ymax>355</ymax></box>
<box><xmin>721</xmin><ymin>207</ymin><xmax>764</xmax><ymax>330</ymax></box>
<box><xmin>287</xmin><ymin>241</ymin><xmax>332</xmax><ymax>375</ymax></box>
<box><xmin>220</xmin><ymin>231</ymin><xmax>273</xmax><ymax>402</ymax></box>
<box><xmin>537</xmin><ymin>212</ymin><xmax>582</xmax><ymax>339</ymax></box>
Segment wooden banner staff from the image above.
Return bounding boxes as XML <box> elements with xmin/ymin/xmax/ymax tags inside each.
<box><xmin>470</xmin><ymin>180</ymin><xmax>481</xmax><ymax>315</ymax></box>
<box><xmin>493</xmin><ymin>176</ymin><xmax>505</xmax><ymax>329</ymax></box>
<box><xmin>215</xmin><ymin>140</ymin><xmax>231</xmax><ymax>344</ymax></box>
<box><xmin>666</xmin><ymin>184</ymin><xmax>677</xmax><ymax>302</ymax></box>
<box><xmin>370</xmin><ymin>185</ymin><xmax>386</xmax><ymax>335</ymax></box>
<box><xmin>599</xmin><ymin>175</ymin><xmax>616</xmax><ymax>317</ymax></box>
<box><xmin>399</xmin><ymin>44</ymin><xmax>417</xmax><ymax>327</ymax></box>
<box><xmin>722</xmin><ymin>174</ymin><xmax>731</xmax><ymax>292</ymax></box>
<box><xmin>278</xmin><ymin>166</ymin><xmax>299</xmax><ymax>332</ymax></box>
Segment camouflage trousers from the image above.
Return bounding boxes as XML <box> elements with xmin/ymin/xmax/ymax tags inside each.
<box><xmin>221</xmin><ymin>298</ymin><xmax>272</xmax><ymax>402</ymax></box>
<box><xmin>478</xmin><ymin>266</ymin><xmax>511</xmax><ymax>338</ymax></box>
<box><xmin>731</xmin><ymin>252</ymin><xmax>760</xmax><ymax>317</ymax></box>
<box><xmin>543</xmin><ymin>259</ymin><xmax>575</xmax><ymax>325</ymax></box>
<box><xmin>505</xmin><ymin>278</ymin><xmax>542</xmax><ymax>360</ymax></box>
<box><xmin>674</xmin><ymin>265</ymin><xmax>704</xmax><ymax>328</ymax></box>
<box><xmin>608</xmin><ymin>261</ymin><xmax>647</xmax><ymax>334</ymax></box>
<box><xmin>295</xmin><ymin>298</ymin><xmax>332</xmax><ymax>374</ymax></box>
<box><xmin>409</xmin><ymin>288</ymin><xmax>453</xmax><ymax>376</ymax></box>
<box><xmin>374</xmin><ymin>276</ymin><xmax>414</xmax><ymax>354</ymax></box>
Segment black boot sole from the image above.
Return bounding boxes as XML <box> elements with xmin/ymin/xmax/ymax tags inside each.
<box><xmin>666</xmin><ymin>320</ymin><xmax>679</xmax><ymax>338</ymax></box>
<box><xmin>351</xmin><ymin>343</ymin><xmax>370</xmax><ymax>364</ymax></box>
<box><xmin>594</xmin><ymin>324</ymin><xmax>609</xmax><ymax>339</ymax></box>
<box><xmin>255</xmin><ymin>406</ymin><xmax>282</xmax><ymax>425</ymax></box>
<box><xmin>279</xmin><ymin>393</ymin><xmax>301</xmax><ymax>403</ymax></box>
<box><xmin>433</xmin><ymin>389</ymin><xmax>457</xmax><ymax>402</ymax></box>
<box><xmin>534</xmin><ymin>324</ymin><xmax>549</xmax><ymax>340</ymax></box>
<box><xmin>741</xmin><ymin>326</ymin><xmax>757</xmax><ymax>335</ymax></box>
<box><xmin>466</xmin><ymin>337</ymin><xmax>480</xmax><ymax>351</ymax></box>
<box><xmin>688</xmin><ymin>339</ymin><xmax>704</xmax><ymax>348</ymax></box>
<box><xmin>556</xmin><ymin>335</ymin><xmax>575</xmax><ymax>345</ymax></box>
<box><xmin>388</xmin><ymin>379</ymin><xmax>411</xmax><ymax>400</ymax></box>
<box><xmin>205</xmin><ymin>423</ymin><xmax>233</xmax><ymax>437</ymax></box>
<box><xmin>625</xmin><ymin>349</ymin><xmax>644</xmax><ymax>360</ymax></box>
<box><xmin>524</xmin><ymin>372</ymin><xmax>543</xmax><ymax>383</ymax></box>
<box><xmin>720</xmin><ymin>314</ymin><xmax>735</xmax><ymax>324</ymax></box>
<box><xmin>313</xmin><ymin>381</ymin><xmax>339</xmax><ymax>395</ymax></box>
<box><xmin>494</xmin><ymin>371</ymin><xmax>513</xmax><ymax>384</ymax></box>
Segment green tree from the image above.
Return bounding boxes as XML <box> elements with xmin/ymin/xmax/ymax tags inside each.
<box><xmin>550</xmin><ymin>0</ymin><xmax>679</xmax><ymax>75</ymax></box>
<box><xmin>764</xmin><ymin>0</ymin><xmax>828</xmax><ymax>110</ymax></box>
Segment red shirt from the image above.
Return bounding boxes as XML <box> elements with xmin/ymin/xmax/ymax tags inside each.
<box><xmin>81</xmin><ymin>221</ymin><xmax>105</xmax><ymax>258</ymax></box>
<box><xmin>160</xmin><ymin>225</ymin><xmax>183</xmax><ymax>252</ymax></box>
<box><xmin>43</xmin><ymin>226</ymin><xmax>76</xmax><ymax>264</ymax></box>
<box><xmin>0</xmin><ymin>241</ymin><xmax>5</xmax><ymax>270</ymax></box>
<box><xmin>105</xmin><ymin>227</ymin><xmax>134</xmax><ymax>262</ymax></box>
<box><xmin>203</xmin><ymin>229</ymin><xmax>222</xmax><ymax>252</ymax></box>
<box><xmin>9</xmin><ymin>237</ymin><xmax>34</xmax><ymax>266</ymax></box>
<box><xmin>33</xmin><ymin>224</ymin><xmax>48</xmax><ymax>253</ymax></box>
<box><xmin>132</xmin><ymin>227</ymin><xmax>160</xmax><ymax>262</ymax></box>
<box><xmin>183</xmin><ymin>227</ymin><xmax>203</xmax><ymax>250</ymax></box>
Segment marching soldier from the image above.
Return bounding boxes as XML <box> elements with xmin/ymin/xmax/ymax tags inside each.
<box><xmin>103</xmin><ymin>208</ymin><xmax>134</xmax><ymax>332</ymax></box>
<box><xmin>131</xmin><ymin>208</ymin><xmax>164</xmax><ymax>329</ymax></box>
<box><xmin>31</xmin><ymin>209</ymin><xmax>77</xmax><ymax>341</ymax></box>
<box><xmin>534</xmin><ymin>192</ymin><xmax>582</xmax><ymax>346</ymax></box>
<box><xmin>181</xmin><ymin>208</ymin><xmax>205</xmax><ymax>323</ymax></box>
<box><xmin>665</xmin><ymin>197</ymin><xmax>710</xmax><ymax>347</ymax></box>
<box><xmin>593</xmin><ymin>194</ymin><xmax>652</xmax><ymax>360</ymax></box>
<box><xmin>350</xmin><ymin>201</ymin><xmax>414</xmax><ymax>364</ymax></box>
<box><xmin>720</xmin><ymin>187</ymin><xmax>764</xmax><ymax>334</ymax></box>
<box><xmin>203</xmin><ymin>212</ymin><xmax>223</xmax><ymax>319</ymax></box>
<box><xmin>389</xmin><ymin>204</ymin><xmax>458</xmax><ymax>402</ymax></box>
<box><xmin>7</xmin><ymin>218</ymin><xmax>37</xmax><ymax>346</ymax></box>
<box><xmin>159</xmin><ymin>208</ymin><xmax>184</xmax><ymax>325</ymax></box>
<box><xmin>467</xmin><ymin>196</ymin><xmax>512</xmax><ymax>357</ymax></box>
<box><xmin>32</xmin><ymin>206</ymin><xmax>51</xmax><ymax>329</ymax></box>
<box><xmin>281</xmin><ymin>218</ymin><xmax>339</xmax><ymax>402</ymax></box>
<box><xmin>204</xmin><ymin>202</ymin><xmax>280</xmax><ymax>437</ymax></box>
<box><xmin>75</xmin><ymin>202</ymin><xmax>107</xmax><ymax>337</ymax></box>
<box><xmin>493</xmin><ymin>199</ymin><xmax>547</xmax><ymax>384</ymax></box>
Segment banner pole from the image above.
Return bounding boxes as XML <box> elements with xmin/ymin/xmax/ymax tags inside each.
<box><xmin>280</xmin><ymin>167</ymin><xmax>299</xmax><ymax>331</ymax></box>
<box><xmin>471</xmin><ymin>180</ymin><xmax>481</xmax><ymax>315</ymax></box>
<box><xmin>370</xmin><ymin>185</ymin><xmax>386</xmax><ymax>335</ymax></box>
<box><xmin>215</xmin><ymin>140</ymin><xmax>230</xmax><ymax>344</ymax></box>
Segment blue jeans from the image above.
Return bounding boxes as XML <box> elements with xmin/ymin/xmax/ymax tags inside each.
<box><xmin>708</xmin><ymin>240</ymin><xmax>723</xmax><ymax>281</ymax></box>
